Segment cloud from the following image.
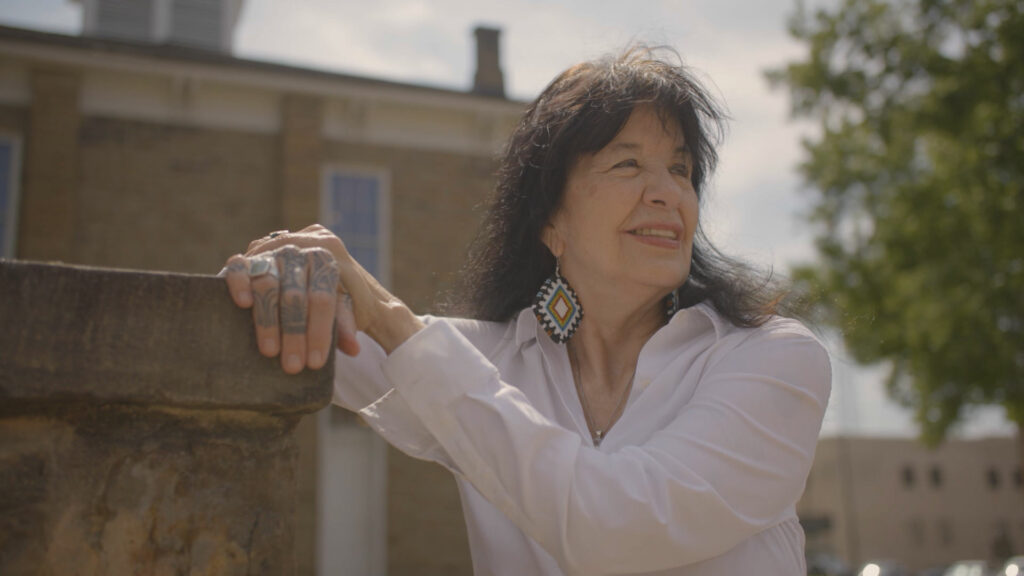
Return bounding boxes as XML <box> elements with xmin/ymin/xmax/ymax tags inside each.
<box><xmin>0</xmin><ymin>0</ymin><xmax>81</xmax><ymax>33</ymax></box>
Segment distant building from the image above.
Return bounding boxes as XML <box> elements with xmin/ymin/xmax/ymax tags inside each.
<box><xmin>78</xmin><ymin>0</ymin><xmax>246</xmax><ymax>53</ymax></box>
<box><xmin>0</xmin><ymin>3</ymin><xmax>521</xmax><ymax>573</ymax></box>
<box><xmin>800</xmin><ymin>436</ymin><xmax>1023</xmax><ymax>573</ymax></box>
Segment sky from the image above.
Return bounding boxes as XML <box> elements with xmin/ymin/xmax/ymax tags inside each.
<box><xmin>0</xmin><ymin>0</ymin><xmax>1014</xmax><ymax>439</ymax></box>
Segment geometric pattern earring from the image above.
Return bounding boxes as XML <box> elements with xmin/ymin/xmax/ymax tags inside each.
<box><xmin>532</xmin><ymin>261</ymin><xmax>583</xmax><ymax>344</ymax></box>
<box><xmin>664</xmin><ymin>289</ymin><xmax>680</xmax><ymax>319</ymax></box>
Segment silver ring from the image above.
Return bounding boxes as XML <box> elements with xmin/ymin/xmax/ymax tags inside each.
<box><xmin>247</xmin><ymin>255</ymin><xmax>279</xmax><ymax>280</ymax></box>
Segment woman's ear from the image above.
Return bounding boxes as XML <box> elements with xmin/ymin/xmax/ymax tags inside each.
<box><xmin>541</xmin><ymin>221</ymin><xmax>565</xmax><ymax>259</ymax></box>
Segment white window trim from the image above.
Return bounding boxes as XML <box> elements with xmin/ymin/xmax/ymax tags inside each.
<box><xmin>315</xmin><ymin>410</ymin><xmax>389</xmax><ymax>576</ymax></box>
<box><xmin>0</xmin><ymin>132</ymin><xmax>23</xmax><ymax>259</ymax></box>
<box><xmin>316</xmin><ymin>164</ymin><xmax>392</xmax><ymax>575</ymax></box>
<box><xmin>319</xmin><ymin>164</ymin><xmax>392</xmax><ymax>290</ymax></box>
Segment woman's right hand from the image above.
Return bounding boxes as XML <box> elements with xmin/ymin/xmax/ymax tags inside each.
<box><xmin>222</xmin><ymin>224</ymin><xmax>423</xmax><ymax>374</ymax></box>
<box><xmin>223</xmin><ymin>225</ymin><xmax>357</xmax><ymax>374</ymax></box>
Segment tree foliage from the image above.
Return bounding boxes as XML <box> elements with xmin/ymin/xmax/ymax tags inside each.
<box><xmin>769</xmin><ymin>0</ymin><xmax>1024</xmax><ymax>443</ymax></box>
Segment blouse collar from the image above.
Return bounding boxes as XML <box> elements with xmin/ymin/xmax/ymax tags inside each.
<box><xmin>513</xmin><ymin>301</ymin><xmax>723</xmax><ymax>349</ymax></box>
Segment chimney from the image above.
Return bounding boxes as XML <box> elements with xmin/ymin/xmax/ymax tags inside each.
<box><xmin>472</xmin><ymin>26</ymin><xmax>505</xmax><ymax>98</ymax></box>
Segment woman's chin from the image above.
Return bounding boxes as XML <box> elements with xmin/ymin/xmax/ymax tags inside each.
<box><xmin>632</xmin><ymin>272</ymin><xmax>690</xmax><ymax>296</ymax></box>
<box><xmin>645</xmin><ymin>265</ymin><xmax>690</xmax><ymax>291</ymax></box>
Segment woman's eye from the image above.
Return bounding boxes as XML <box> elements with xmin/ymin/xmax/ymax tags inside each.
<box><xmin>612</xmin><ymin>159</ymin><xmax>638</xmax><ymax>169</ymax></box>
<box><xmin>671</xmin><ymin>163</ymin><xmax>691</xmax><ymax>177</ymax></box>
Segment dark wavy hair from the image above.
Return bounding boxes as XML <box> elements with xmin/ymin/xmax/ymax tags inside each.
<box><xmin>448</xmin><ymin>46</ymin><xmax>783</xmax><ymax>327</ymax></box>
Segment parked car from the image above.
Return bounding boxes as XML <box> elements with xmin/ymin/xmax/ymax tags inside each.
<box><xmin>856</xmin><ymin>560</ymin><xmax>912</xmax><ymax>576</ymax></box>
<box><xmin>942</xmin><ymin>560</ymin><xmax>992</xmax><ymax>576</ymax></box>
<box><xmin>917</xmin><ymin>565</ymin><xmax>950</xmax><ymax>576</ymax></box>
<box><xmin>808</xmin><ymin>552</ymin><xmax>851</xmax><ymax>576</ymax></box>
<box><xmin>1001</xmin><ymin>556</ymin><xmax>1024</xmax><ymax>576</ymax></box>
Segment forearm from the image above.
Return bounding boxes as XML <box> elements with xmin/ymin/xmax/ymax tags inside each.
<box><xmin>332</xmin><ymin>325</ymin><xmax>458</xmax><ymax>471</ymax></box>
<box><xmin>364</xmin><ymin>302</ymin><xmax>425</xmax><ymax>355</ymax></box>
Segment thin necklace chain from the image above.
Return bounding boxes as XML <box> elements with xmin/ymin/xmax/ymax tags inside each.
<box><xmin>569</xmin><ymin>343</ymin><xmax>636</xmax><ymax>447</ymax></box>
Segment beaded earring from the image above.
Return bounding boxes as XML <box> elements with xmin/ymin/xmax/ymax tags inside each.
<box><xmin>532</xmin><ymin>261</ymin><xmax>583</xmax><ymax>344</ymax></box>
<box><xmin>665</xmin><ymin>290</ymin><xmax>680</xmax><ymax>318</ymax></box>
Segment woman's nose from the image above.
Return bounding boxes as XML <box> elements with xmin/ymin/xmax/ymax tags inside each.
<box><xmin>642</xmin><ymin>168</ymin><xmax>687</xmax><ymax>208</ymax></box>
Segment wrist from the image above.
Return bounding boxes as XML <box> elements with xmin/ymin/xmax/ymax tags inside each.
<box><xmin>366</xmin><ymin>302</ymin><xmax>424</xmax><ymax>354</ymax></box>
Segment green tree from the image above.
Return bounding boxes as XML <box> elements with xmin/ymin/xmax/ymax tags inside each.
<box><xmin>768</xmin><ymin>0</ymin><xmax>1024</xmax><ymax>447</ymax></box>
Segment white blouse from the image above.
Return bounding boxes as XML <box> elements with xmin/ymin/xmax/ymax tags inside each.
<box><xmin>332</xmin><ymin>302</ymin><xmax>831</xmax><ymax>575</ymax></box>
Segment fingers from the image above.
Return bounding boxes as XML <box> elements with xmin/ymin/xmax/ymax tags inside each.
<box><xmin>224</xmin><ymin>255</ymin><xmax>253</xmax><ymax>308</ymax></box>
<box><xmin>244</xmin><ymin>225</ymin><xmax>338</xmax><ymax>258</ymax></box>
<box><xmin>335</xmin><ymin>293</ymin><xmax>361</xmax><ymax>356</ymax></box>
<box><xmin>305</xmin><ymin>248</ymin><xmax>339</xmax><ymax>369</ymax></box>
<box><xmin>276</xmin><ymin>246</ymin><xmax>308</xmax><ymax>374</ymax></box>
<box><xmin>232</xmin><ymin>228</ymin><xmax>360</xmax><ymax>371</ymax></box>
<box><xmin>249</xmin><ymin>255</ymin><xmax>281</xmax><ymax>358</ymax></box>
<box><xmin>247</xmin><ymin>230</ymin><xmax>286</xmax><ymax>256</ymax></box>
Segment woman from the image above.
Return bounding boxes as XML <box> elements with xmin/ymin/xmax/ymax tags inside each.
<box><xmin>224</xmin><ymin>47</ymin><xmax>831</xmax><ymax>575</ymax></box>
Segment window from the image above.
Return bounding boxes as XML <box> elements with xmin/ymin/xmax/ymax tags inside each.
<box><xmin>0</xmin><ymin>134</ymin><xmax>23</xmax><ymax>258</ymax></box>
<box><xmin>907</xmin><ymin>517</ymin><xmax>925</xmax><ymax>548</ymax></box>
<box><xmin>902</xmin><ymin>464</ymin><xmax>916</xmax><ymax>489</ymax></box>
<box><xmin>320</xmin><ymin>167</ymin><xmax>391</xmax><ymax>288</ymax></box>
<box><xmin>988</xmin><ymin>467</ymin><xmax>1001</xmax><ymax>490</ymax></box>
<box><xmin>930</xmin><ymin>465</ymin><xmax>943</xmax><ymax>488</ymax></box>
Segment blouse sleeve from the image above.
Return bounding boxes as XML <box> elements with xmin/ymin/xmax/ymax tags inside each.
<box><xmin>332</xmin><ymin>330</ymin><xmax>460</xmax><ymax>470</ymax></box>
<box><xmin>381</xmin><ymin>319</ymin><xmax>831</xmax><ymax>574</ymax></box>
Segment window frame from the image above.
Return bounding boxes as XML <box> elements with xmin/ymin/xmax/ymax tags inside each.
<box><xmin>901</xmin><ymin>464</ymin><xmax>916</xmax><ymax>489</ymax></box>
<box><xmin>316</xmin><ymin>166</ymin><xmax>391</xmax><ymax>575</ymax></box>
<box><xmin>319</xmin><ymin>164</ymin><xmax>392</xmax><ymax>290</ymax></box>
<box><xmin>929</xmin><ymin>464</ymin><xmax>943</xmax><ymax>489</ymax></box>
<box><xmin>0</xmin><ymin>132</ymin><xmax>24</xmax><ymax>259</ymax></box>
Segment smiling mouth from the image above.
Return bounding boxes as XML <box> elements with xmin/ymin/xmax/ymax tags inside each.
<box><xmin>628</xmin><ymin>228</ymin><xmax>679</xmax><ymax>240</ymax></box>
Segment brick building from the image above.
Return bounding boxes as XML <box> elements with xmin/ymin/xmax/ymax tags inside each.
<box><xmin>0</xmin><ymin>2</ymin><xmax>522</xmax><ymax>573</ymax></box>
<box><xmin>800</xmin><ymin>436</ymin><xmax>1023</xmax><ymax>573</ymax></box>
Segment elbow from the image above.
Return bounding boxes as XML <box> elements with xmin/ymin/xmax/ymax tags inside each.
<box><xmin>551</xmin><ymin>476</ymin><xmax>755</xmax><ymax>574</ymax></box>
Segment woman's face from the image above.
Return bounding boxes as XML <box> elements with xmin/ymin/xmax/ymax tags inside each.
<box><xmin>544</xmin><ymin>105</ymin><xmax>699</xmax><ymax>299</ymax></box>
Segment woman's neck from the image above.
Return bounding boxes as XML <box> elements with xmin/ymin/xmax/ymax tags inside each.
<box><xmin>569</xmin><ymin>285</ymin><xmax>667</xmax><ymax>393</ymax></box>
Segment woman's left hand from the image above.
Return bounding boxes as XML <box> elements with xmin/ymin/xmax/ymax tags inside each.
<box><xmin>223</xmin><ymin>224</ymin><xmax>424</xmax><ymax>374</ymax></box>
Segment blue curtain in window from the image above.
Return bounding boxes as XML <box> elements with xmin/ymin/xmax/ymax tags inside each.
<box><xmin>324</xmin><ymin>172</ymin><xmax>379</xmax><ymax>279</ymax></box>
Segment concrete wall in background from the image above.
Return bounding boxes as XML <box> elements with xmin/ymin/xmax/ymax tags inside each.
<box><xmin>799</xmin><ymin>436</ymin><xmax>1024</xmax><ymax>572</ymax></box>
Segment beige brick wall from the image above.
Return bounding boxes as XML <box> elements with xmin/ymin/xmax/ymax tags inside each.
<box><xmin>0</xmin><ymin>104</ymin><xmax>28</xmax><ymax>135</ymax></box>
<box><xmin>75</xmin><ymin>117</ymin><xmax>280</xmax><ymax>273</ymax></box>
<box><xmin>388</xmin><ymin>446</ymin><xmax>474</xmax><ymax>575</ymax></box>
<box><xmin>19</xmin><ymin>67</ymin><xmax>81</xmax><ymax>262</ymax></box>
<box><xmin>323</xmin><ymin>141</ymin><xmax>497</xmax><ymax>313</ymax></box>
<box><xmin>280</xmin><ymin>95</ymin><xmax>324</xmax><ymax>233</ymax></box>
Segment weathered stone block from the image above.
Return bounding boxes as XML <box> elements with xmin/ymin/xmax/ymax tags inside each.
<box><xmin>0</xmin><ymin>260</ymin><xmax>333</xmax><ymax>575</ymax></box>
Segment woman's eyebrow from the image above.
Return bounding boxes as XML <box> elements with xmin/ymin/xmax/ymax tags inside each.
<box><xmin>603</xmin><ymin>142</ymin><xmax>691</xmax><ymax>155</ymax></box>
<box><xmin>603</xmin><ymin>142</ymin><xmax>642</xmax><ymax>154</ymax></box>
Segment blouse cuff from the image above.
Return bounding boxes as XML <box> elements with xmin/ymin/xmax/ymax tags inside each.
<box><xmin>357</xmin><ymin>388</ymin><xmax>458</xmax><ymax>470</ymax></box>
<box><xmin>381</xmin><ymin>319</ymin><xmax>509</xmax><ymax>501</ymax></box>
<box><xmin>383</xmin><ymin>320</ymin><xmax>500</xmax><ymax>412</ymax></box>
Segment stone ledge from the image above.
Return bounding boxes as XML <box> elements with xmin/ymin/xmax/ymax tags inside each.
<box><xmin>0</xmin><ymin>260</ymin><xmax>333</xmax><ymax>414</ymax></box>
